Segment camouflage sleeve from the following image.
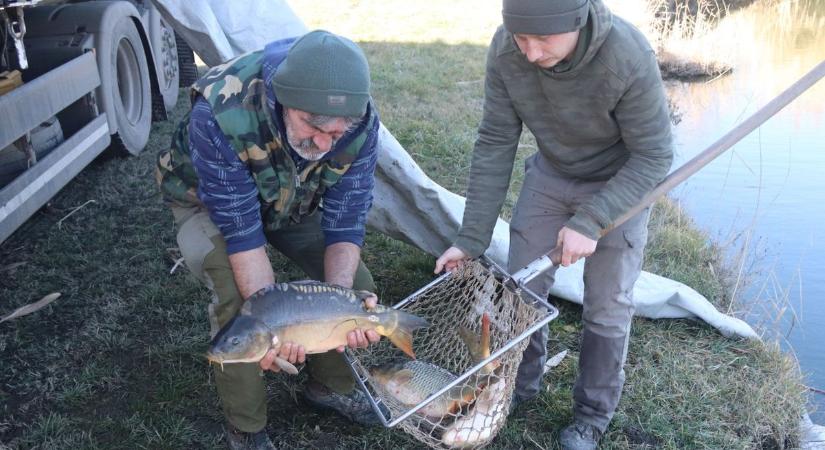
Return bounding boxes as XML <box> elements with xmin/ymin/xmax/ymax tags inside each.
<box><xmin>189</xmin><ymin>97</ymin><xmax>267</xmax><ymax>254</ymax></box>
<box><xmin>155</xmin><ymin>112</ymin><xmax>201</xmax><ymax>208</ymax></box>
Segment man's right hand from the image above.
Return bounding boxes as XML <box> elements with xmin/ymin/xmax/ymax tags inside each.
<box><xmin>434</xmin><ymin>246</ymin><xmax>469</xmax><ymax>274</ymax></box>
<box><xmin>260</xmin><ymin>342</ymin><xmax>306</xmax><ymax>373</ymax></box>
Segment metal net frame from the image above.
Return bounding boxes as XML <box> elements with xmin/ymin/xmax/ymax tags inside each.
<box><xmin>347</xmin><ymin>258</ymin><xmax>558</xmax><ymax>449</ymax></box>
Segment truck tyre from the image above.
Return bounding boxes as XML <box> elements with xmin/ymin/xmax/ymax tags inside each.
<box><xmin>149</xmin><ymin>12</ymin><xmax>179</xmax><ymax>112</ymax></box>
<box><xmin>176</xmin><ymin>32</ymin><xmax>199</xmax><ymax>88</ymax></box>
<box><xmin>101</xmin><ymin>16</ymin><xmax>152</xmax><ymax>156</ymax></box>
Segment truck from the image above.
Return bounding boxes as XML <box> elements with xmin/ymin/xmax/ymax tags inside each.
<box><xmin>0</xmin><ymin>0</ymin><xmax>198</xmax><ymax>243</ymax></box>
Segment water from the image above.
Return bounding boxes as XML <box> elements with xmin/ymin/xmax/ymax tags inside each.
<box><xmin>665</xmin><ymin>0</ymin><xmax>825</xmax><ymax>421</ymax></box>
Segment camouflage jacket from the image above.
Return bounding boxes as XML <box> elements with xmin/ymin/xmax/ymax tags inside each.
<box><xmin>155</xmin><ymin>46</ymin><xmax>377</xmax><ymax>233</ymax></box>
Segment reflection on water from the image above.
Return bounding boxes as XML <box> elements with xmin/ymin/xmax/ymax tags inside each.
<box><xmin>666</xmin><ymin>0</ymin><xmax>825</xmax><ymax>421</ymax></box>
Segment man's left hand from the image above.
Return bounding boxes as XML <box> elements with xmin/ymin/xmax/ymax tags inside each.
<box><xmin>337</xmin><ymin>294</ymin><xmax>381</xmax><ymax>352</ymax></box>
<box><xmin>556</xmin><ymin>226</ymin><xmax>597</xmax><ymax>266</ymax></box>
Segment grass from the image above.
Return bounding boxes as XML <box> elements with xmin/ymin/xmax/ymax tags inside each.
<box><xmin>0</xmin><ymin>1</ymin><xmax>808</xmax><ymax>448</ymax></box>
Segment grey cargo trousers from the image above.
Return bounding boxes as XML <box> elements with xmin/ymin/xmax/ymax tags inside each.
<box><xmin>172</xmin><ymin>206</ymin><xmax>376</xmax><ymax>433</ymax></box>
<box><xmin>509</xmin><ymin>154</ymin><xmax>649</xmax><ymax>433</ymax></box>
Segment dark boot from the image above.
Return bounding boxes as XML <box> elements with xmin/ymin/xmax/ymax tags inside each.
<box><xmin>225</xmin><ymin>425</ymin><xmax>277</xmax><ymax>450</ymax></box>
<box><xmin>559</xmin><ymin>421</ymin><xmax>602</xmax><ymax>450</ymax></box>
<box><xmin>303</xmin><ymin>379</ymin><xmax>387</xmax><ymax>426</ymax></box>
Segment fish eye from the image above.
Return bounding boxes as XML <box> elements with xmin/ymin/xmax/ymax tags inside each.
<box><xmin>230</xmin><ymin>337</ymin><xmax>240</xmax><ymax>346</ymax></box>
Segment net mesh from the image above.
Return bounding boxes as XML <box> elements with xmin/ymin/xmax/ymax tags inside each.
<box><xmin>351</xmin><ymin>260</ymin><xmax>548</xmax><ymax>449</ymax></box>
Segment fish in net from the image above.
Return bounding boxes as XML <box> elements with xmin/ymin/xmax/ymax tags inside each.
<box><xmin>349</xmin><ymin>259</ymin><xmax>556</xmax><ymax>449</ymax></box>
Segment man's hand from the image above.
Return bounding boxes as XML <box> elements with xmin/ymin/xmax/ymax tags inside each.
<box><xmin>434</xmin><ymin>246</ymin><xmax>469</xmax><ymax>274</ymax></box>
<box><xmin>337</xmin><ymin>294</ymin><xmax>380</xmax><ymax>352</ymax></box>
<box><xmin>260</xmin><ymin>342</ymin><xmax>306</xmax><ymax>373</ymax></box>
<box><xmin>556</xmin><ymin>226</ymin><xmax>597</xmax><ymax>266</ymax></box>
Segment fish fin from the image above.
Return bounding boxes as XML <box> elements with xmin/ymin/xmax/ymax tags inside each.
<box><xmin>354</xmin><ymin>289</ymin><xmax>375</xmax><ymax>299</ymax></box>
<box><xmin>387</xmin><ymin>328</ymin><xmax>416</xmax><ymax>359</ymax></box>
<box><xmin>289</xmin><ymin>280</ymin><xmax>326</xmax><ymax>287</ymax></box>
<box><xmin>386</xmin><ymin>311</ymin><xmax>429</xmax><ymax>359</ymax></box>
<box><xmin>479</xmin><ymin>312</ymin><xmax>500</xmax><ymax>375</ymax></box>
<box><xmin>275</xmin><ymin>357</ymin><xmax>299</xmax><ymax>375</ymax></box>
<box><xmin>458</xmin><ymin>313</ymin><xmax>491</xmax><ymax>364</ymax></box>
<box><xmin>458</xmin><ymin>312</ymin><xmax>501</xmax><ymax>375</ymax></box>
<box><xmin>458</xmin><ymin>326</ymin><xmax>482</xmax><ymax>361</ymax></box>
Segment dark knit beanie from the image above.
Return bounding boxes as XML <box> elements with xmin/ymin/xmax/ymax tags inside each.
<box><xmin>503</xmin><ymin>0</ymin><xmax>589</xmax><ymax>35</ymax></box>
<box><xmin>272</xmin><ymin>30</ymin><xmax>370</xmax><ymax>117</ymax></box>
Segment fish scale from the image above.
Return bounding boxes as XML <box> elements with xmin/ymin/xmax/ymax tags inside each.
<box><xmin>370</xmin><ymin>360</ymin><xmax>469</xmax><ymax>420</ymax></box>
<box><xmin>369</xmin><ymin>313</ymin><xmax>498</xmax><ymax>421</ymax></box>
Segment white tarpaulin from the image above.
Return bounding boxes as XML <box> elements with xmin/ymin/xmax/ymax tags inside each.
<box><xmin>148</xmin><ymin>0</ymin><xmax>758</xmax><ymax>342</ymax></box>
<box><xmin>149</xmin><ymin>0</ymin><xmax>308</xmax><ymax>67</ymax></box>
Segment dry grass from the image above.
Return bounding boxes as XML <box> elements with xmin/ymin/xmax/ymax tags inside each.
<box><xmin>606</xmin><ymin>0</ymin><xmax>735</xmax><ymax>80</ymax></box>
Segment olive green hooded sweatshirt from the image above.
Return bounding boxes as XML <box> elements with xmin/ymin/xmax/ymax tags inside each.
<box><xmin>455</xmin><ymin>0</ymin><xmax>673</xmax><ymax>258</ymax></box>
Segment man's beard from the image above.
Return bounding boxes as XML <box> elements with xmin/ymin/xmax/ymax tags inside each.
<box><xmin>284</xmin><ymin>117</ymin><xmax>334</xmax><ymax>161</ymax></box>
<box><xmin>289</xmin><ymin>136</ymin><xmax>327</xmax><ymax>161</ymax></box>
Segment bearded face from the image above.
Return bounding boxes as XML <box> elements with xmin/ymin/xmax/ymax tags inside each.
<box><xmin>282</xmin><ymin>108</ymin><xmax>359</xmax><ymax>161</ymax></box>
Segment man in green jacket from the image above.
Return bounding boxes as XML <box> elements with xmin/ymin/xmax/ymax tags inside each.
<box><xmin>435</xmin><ymin>1</ymin><xmax>673</xmax><ymax>448</ymax></box>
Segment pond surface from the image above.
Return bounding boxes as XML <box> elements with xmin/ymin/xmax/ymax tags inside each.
<box><xmin>666</xmin><ymin>0</ymin><xmax>825</xmax><ymax>421</ymax></box>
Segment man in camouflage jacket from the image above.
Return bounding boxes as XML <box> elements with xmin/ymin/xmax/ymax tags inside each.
<box><xmin>156</xmin><ymin>30</ymin><xmax>382</xmax><ymax>449</ymax></box>
<box><xmin>435</xmin><ymin>1</ymin><xmax>674</xmax><ymax>449</ymax></box>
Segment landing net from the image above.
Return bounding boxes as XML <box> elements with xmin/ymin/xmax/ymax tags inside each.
<box><xmin>350</xmin><ymin>259</ymin><xmax>555</xmax><ymax>449</ymax></box>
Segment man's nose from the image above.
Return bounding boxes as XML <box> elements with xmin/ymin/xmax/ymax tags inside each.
<box><xmin>525</xmin><ymin>42</ymin><xmax>541</xmax><ymax>62</ymax></box>
<box><xmin>313</xmin><ymin>133</ymin><xmax>333</xmax><ymax>152</ymax></box>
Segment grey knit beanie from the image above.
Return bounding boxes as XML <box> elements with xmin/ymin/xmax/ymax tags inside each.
<box><xmin>272</xmin><ymin>30</ymin><xmax>370</xmax><ymax>117</ymax></box>
<box><xmin>502</xmin><ymin>0</ymin><xmax>589</xmax><ymax>35</ymax></box>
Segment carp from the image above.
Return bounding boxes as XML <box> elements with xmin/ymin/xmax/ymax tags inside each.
<box><xmin>369</xmin><ymin>359</ymin><xmax>477</xmax><ymax>420</ymax></box>
<box><xmin>206</xmin><ymin>281</ymin><xmax>429</xmax><ymax>374</ymax></box>
<box><xmin>368</xmin><ymin>313</ymin><xmax>500</xmax><ymax>421</ymax></box>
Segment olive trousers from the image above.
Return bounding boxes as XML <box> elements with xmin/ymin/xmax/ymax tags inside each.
<box><xmin>172</xmin><ymin>206</ymin><xmax>375</xmax><ymax>433</ymax></box>
<box><xmin>508</xmin><ymin>154</ymin><xmax>650</xmax><ymax>433</ymax></box>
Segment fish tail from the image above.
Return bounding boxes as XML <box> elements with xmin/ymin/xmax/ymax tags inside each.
<box><xmin>458</xmin><ymin>325</ymin><xmax>481</xmax><ymax>360</ymax></box>
<box><xmin>384</xmin><ymin>311</ymin><xmax>428</xmax><ymax>359</ymax></box>
<box><xmin>458</xmin><ymin>312</ymin><xmax>492</xmax><ymax>363</ymax></box>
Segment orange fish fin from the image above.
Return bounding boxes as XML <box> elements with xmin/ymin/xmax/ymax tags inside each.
<box><xmin>387</xmin><ymin>328</ymin><xmax>416</xmax><ymax>359</ymax></box>
<box><xmin>386</xmin><ymin>311</ymin><xmax>428</xmax><ymax>359</ymax></box>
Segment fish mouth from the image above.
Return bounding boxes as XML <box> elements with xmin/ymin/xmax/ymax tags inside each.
<box><xmin>206</xmin><ymin>347</ymin><xmax>270</xmax><ymax>366</ymax></box>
